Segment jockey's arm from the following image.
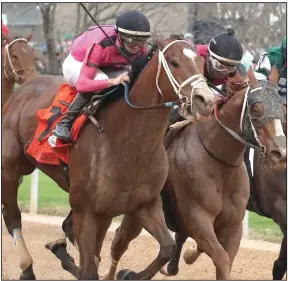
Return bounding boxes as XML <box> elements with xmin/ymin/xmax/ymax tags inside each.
<box><xmin>254</xmin><ymin>52</ymin><xmax>271</xmax><ymax>81</ymax></box>
<box><xmin>75</xmin><ymin>44</ymin><xmax>110</xmax><ymax>93</ymax></box>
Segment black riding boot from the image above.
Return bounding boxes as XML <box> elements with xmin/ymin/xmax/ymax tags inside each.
<box><xmin>52</xmin><ymin>93</ymin><xmax>90</xmax><ymax>142</ymax></box>
<box><xmin>169</xmin><ymin>106</ymin><xmax>185</xmax><ymax>124</ymax></box>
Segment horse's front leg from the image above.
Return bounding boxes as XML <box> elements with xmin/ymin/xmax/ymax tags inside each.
<box><xmin>116</xmin><ymin>196</ymin><xmax>176</xmax><ymax>280</ymax></box>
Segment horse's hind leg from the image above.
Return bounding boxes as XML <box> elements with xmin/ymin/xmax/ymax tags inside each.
<box><xmin>45</xmin><ymin>210</ymin><xmax>79</xmax><ymax>279</ymax></box>
<box><xmin>116</xmin><ymin>196</ymin><xmax>176</xmax><ymax>280</ymax></box>
<box><xmin>160</xmin><ymin>232</ymin><xmax>188</xmax><ymax>276</ymax></box>
<box><xmin>2</xmin><ymin>134</ymin><xmax>36</xmax><ymax>279</ymax></box>
<box><xmin>273</xmin><ymin>229</ymin><xmax>287</xmax><ymax>280</ymax></box>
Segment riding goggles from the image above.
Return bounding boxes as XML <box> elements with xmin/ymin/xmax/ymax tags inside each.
<box><xmin>121</xmin><ymin>34</ymin><xmax>148</xmax><ymax>48</ymax></box>
<box><xmin>209</xmin><ymin>55</ymin><xmax>237</xmax><ymax>74</ymax></box>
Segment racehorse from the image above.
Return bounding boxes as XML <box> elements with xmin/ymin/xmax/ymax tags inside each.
<box><xmin>99</xmin><ymin>66</ymin><xmax>286</xmax><ymax>280</ymax></box>
<box><xmin>248</xmin><ymin>149</ymin><xmax>286</xmax><ymax>280</ymax></box>
<box><xmin>155</xmin><ymin>66</ymin><xmax>286</xmax><ymax>280</ymax></box>
<box><xmin>2</xmin><ymin>33</ymin><xmax>37</xmax><ymax>109</ymax></box>
<box><xmin>2</xmin><ymin>36</ymin><xmax>216</xmax><ymax>280</ymax></box>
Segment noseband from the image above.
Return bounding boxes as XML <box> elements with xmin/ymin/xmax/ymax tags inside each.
<box><xmin>3</xmin><ymin>38</ymin><xmax>35</xmax><ymax>83</ymax></box>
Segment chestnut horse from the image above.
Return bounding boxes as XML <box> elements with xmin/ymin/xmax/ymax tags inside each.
<box><xmin>2</xmin><ymin>37</ymin><xmax>216</xmax><ymax>280</ymax></box>
<box><xmin>101</xmin><ymin>66</ymin><xmax>286</xmax><ymax>280</ymax></box>
<box><xmin>2</xmin><ymin>33</ymin><xmax>37</xmax><ymax>108</ymax></box>
<box><xmin>155</xmin><ymin>66</ymin><xmax>286</xmax><ymax>280</ymax></box>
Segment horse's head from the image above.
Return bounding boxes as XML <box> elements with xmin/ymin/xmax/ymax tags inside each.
<box><xmin>2</xmin><ymin>33</ymin><xmax>37</xmax><ymax>84</ymax></box>
<box><xmin>155</xmin><ymin>35</ymin><xmax>215</xmax><ymax>122</ymax></box>
<box><xmin>244</xmin><ymin>66</ymin><xmax>286</xmax><ymax>171</ymax></box>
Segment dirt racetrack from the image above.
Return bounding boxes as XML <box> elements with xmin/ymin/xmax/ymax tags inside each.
<box><xmin>2</xmin><ymin>215</ymin><xmax>283</xmax><ymax>280</ymax></box>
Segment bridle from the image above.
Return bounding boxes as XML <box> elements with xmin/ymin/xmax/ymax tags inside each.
<box><xmin>155</xmin><ymin>40</ymin><xmax>212</xmax><ymax>117</ymax></box>
<box><xmin>3</xmin><ymin>38</ymin><xmax>35</xmax><ymax>83</ymax></box>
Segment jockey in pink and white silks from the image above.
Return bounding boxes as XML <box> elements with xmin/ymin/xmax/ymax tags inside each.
<box><xmin>53</xmin><ymin>10</ymin><xmax>150</xmax><ymax>142</ymax></box>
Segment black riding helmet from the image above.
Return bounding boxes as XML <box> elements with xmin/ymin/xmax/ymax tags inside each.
<box><xmin>208</xmin><ymin>28</ymin><xmax>243</xmax><ymax>65</ymax></box>
<box><xmin>115</xmin><ymin>10</ymin><xmax>150</xmax><ymax>38</ymax></box>
<box><xmin>115</xmin><ymin>11</ymin><xmax>150</xmax><ymax>56</ymax></box>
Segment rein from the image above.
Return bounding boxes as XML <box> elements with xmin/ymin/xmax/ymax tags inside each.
<box><xmin>213</xmin><ymin>86</ymin><xmax>266</xmax><ymax>153</ymax></box>
<box><xmin>124</xmin><ymin>40</ymin><xmax>210</xmax><ymax>110</ymax></box>
<box><xmin>197</xmin><ymin>85</ymin><xmax>267</xmax><ymax>167</ymax></box>
<box><xmin>4</xmin><ymin>38</ymin><xmax>34</xmax><ymax>82</ymax></box>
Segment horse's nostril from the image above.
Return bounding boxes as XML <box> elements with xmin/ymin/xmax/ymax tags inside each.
<box><xmin>193</xmin><ymin>95</ymin><xmax>205</xmax><ymax>106</ymax></box>
<box><xmin>270</xmin><ymin>150</ymin><xmax>284</xmax><ymax>162</ymax></box>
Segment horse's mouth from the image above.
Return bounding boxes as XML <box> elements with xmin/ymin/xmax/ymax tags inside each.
<box><xmin>187</xmin><ymin>102</ymin><xmax>212</xmax><ymax>123</ymax></box>
<box><xmin>264</xmin><ymin>147</ymin><xmax>287</xmax><ymax>172</ymax></box>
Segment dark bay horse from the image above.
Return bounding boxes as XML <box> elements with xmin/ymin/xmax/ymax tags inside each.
<box><xmin>96</xmin><ymin>67</ymin><xmax>286</xmax><ymax>280</ymax></box>
<box><xmin>249</xmin><ymin>150</ymin><xmax>286</xmax><ymax>280</ymax></box>
<box><xmin>1</xmin><ymin>33</ymin><xmax>37</xmax><ymax>109</ymax></box>
<box><xmin>2</xmin><ymin>37</ymin><xmax>216</xmax><ymax>280</ymax></box>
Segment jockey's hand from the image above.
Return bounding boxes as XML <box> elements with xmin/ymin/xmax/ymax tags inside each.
<box><xmin>108</xmin><ymin>73</ymin><xmax>130</xmax><ymax>87</ymax></box>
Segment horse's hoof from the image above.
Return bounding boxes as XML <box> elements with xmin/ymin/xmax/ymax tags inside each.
<box><xmin>20</xmin><ymin>265</ymin><xmax>36</xmax><ymax>280</ymax></box>
<box><xmin>160</xmin><ymin>266</ymin><xmax>172</xmax><ymax>276</ymax></box>
<box><xmin>116</xmin><ymin>269</ymin><xmax>137</xmax><ymax>280</ymax></box>
<box><xmin>45</xmin><ymin>238</ymin><xmax>67</xmax><ymax>252</ymax></box>
<box><xmin>167</xmin><ymin>261</ymin><xmax>179</xmax><ymax>276</ymax></box>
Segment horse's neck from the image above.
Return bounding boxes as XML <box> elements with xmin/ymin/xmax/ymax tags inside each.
<box><xmin>102</xmin><ymin>57</ymin><xmax>174</xmax><ymax>148</ymax></box>
<box><xmin>129</xmin><ymin>59</ymin><xmax>175</xmax><ymax>141</ymax></box>
<box><xmin>1</xmin><ymin>73</ymin><xmax>15</xmax><ymax>107</ymax></box>
<box><xmin>198</xmin><ymin>90</ymin><xmax>246</xmax><ymax>166</ymax></box>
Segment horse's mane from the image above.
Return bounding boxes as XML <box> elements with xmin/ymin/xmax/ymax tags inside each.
<box><xmin>129</xmin><ymin>46</ymin><xmax>157</xmax><ymax>86</ymax></box>
<box><xmin>12</xmin><ymin>35</ymin><xmax>23</xmax><ymax>40</ymax></box>
<box><xmin>129</xmin><ymin>34</ymin><xmax>184</xmax><ymax>86</ymax></box>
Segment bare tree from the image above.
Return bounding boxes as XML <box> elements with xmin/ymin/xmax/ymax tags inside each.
<box><xmin>186</xmin><ymin>3</ymin><xmax>286</xmax><ymax>51</ymax></box>
<box><xmin>74</xmin><ymin>3</ymin><xmax>173</xmax><ymax>35</ymax></box>
<box><xmin>37</xmin><ymin>2</ymin><xmax>60</xmax><ymax>75</ymax></box>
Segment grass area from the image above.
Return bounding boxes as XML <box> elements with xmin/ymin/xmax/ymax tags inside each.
<box><xmin>18</xmin><ymin>171</ymin><xmax>70</xmax><ymax>216</ymax></box>
<box><xmin>248</xmin><ymin>212</ymin><xmax>282</xmax><ymax>243</ymax></box>
<box><xmin>18</xmin><ymin>172</ymin><xmax>283</xmax><ymax>242</ymax></box>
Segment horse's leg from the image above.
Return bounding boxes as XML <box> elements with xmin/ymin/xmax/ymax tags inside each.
<box><xmin>2</xmin><ymin>137</ymin><xmax>36</xmax><ymax>279</ymax></box>
<box><xmin>73</xmin><ymin>208</ymin><xmax>112</xmax><ymax>280</ymax></box>
<box><xmin>117</xmin><ymin>196</ymin><xmax>176</xmax><ymax>280</ymax></box>
<box><xmin>273</xmin><ymin>226</ymin><xmax>287</xmax><ymax>280</ymax></box>
<box><xmin>160</xmin><ymin>232</ymin><xmax>188</xmax><ymax>276</ymax></box>
<box><xmin>101</xmin><ymin>213</ymin><xmax>143</xmax><ymax>280</ymax></box>
<box><xmin>45</xmin><ymin>210</ymin><xmax>79</xmax><ymax>278</ymax></box>
<box><xmin>215</xmin><ymin>222</ymin><xmax>243</xmax><ymax>278</ymax></box>
<box><xmin>182</xmin><ymin>209</ymin><xmax>231</xmax><ymax>280</ymax></box>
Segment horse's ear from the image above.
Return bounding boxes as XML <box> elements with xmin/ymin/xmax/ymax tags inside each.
<box><xmin>25</xmin><ymin>33</ymin><xmax>33</xmax><ymax>42</ymax></box>
<box><xmin>155</xmin><ymin>39</ymin><xmax>165</xmax><ymax>51</ymax></box>
<box><xmin>2</xmin><ymin>33</ymin><xmax>12</xmax><ymax>44</ymax></box>
<box><xmin>268</xmin><ymin>65</ymin><xmax>279</xmax><ymax>87</ymax></box>
<box><xmin>247</xmin><ymin>65</ymin><xmax>261</xmax><ymax>88</ymax></box>
<box><xmin>195</xmin><ymin>56</ymin><xmax>205</xmax><ymax>75</ymax></box>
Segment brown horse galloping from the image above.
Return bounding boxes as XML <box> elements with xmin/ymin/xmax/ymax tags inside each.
<box><xmin>102</xmin><ymin>66</ymin><xmax>286</xmax><ymax>280</ymax></box>
<box><xmin>161</xmin><ymin>67</ymin><xmax>286</xmax><ymax>279</ymax></box>
<box><xmin>156</xmin><ymin>66</ymin><xmax>286</xmax><ymax>280</ymax></box>
<box><xmin>1</xmin><ymin>33</ymin><xmax>37</xmax><ymax>109</ymax></box>
<box><xmin>2</xmin><ymin>36</ymin><xmax>216</xmax><ymax>280</ymax></box>
<box><xmin>248</xmin><ymin>150</ymin><xmax>286</xmax><ymax>280</ymax></box>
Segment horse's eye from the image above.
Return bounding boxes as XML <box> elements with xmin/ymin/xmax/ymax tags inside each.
<box><xmin>171</xmin><ymin>60</ymin><xmax>179</xmax><ymax>68</ymax></box>
<box><xmin>11</xmin><ymin>54</ymin><xmax>19</xmax><ymax>60</ymax></box>
<box><xmin>249</xmin><ymin>102</ymin><xmax>264</xmax><ymax>119</ymax></box>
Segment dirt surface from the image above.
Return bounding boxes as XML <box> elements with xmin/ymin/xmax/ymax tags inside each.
<box><xmin>2</xmin><ymin>218</ymin><xmax>282</xmax><ymax>280</ymax></box>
